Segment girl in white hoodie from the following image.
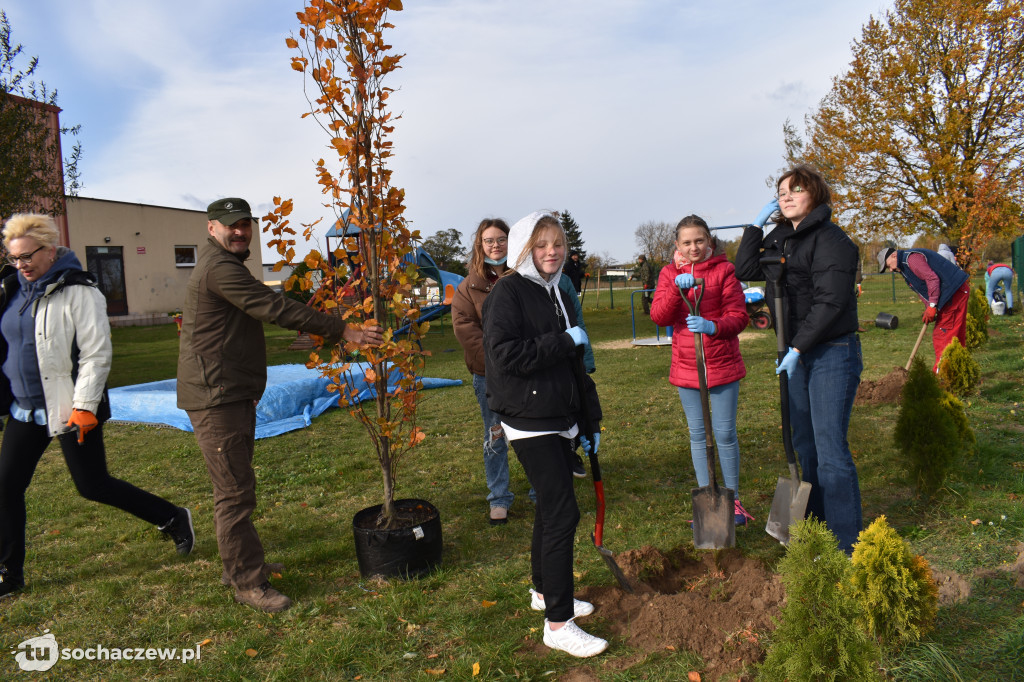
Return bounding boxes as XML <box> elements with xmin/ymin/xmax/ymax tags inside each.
<box><xmin>482</xmin><ymin>211</ymin><xmax>607</xmax><ymax>658</ymax></box>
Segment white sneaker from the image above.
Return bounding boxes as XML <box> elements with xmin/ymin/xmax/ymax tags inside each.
<box><xmin>530</xmin><ymin>588</ymin><xmax>594</xmax><ymax>617</ymax></box>
<box><xmin>543</xmin><ymin>619</ymin><xmax>608</xmax><ymax>658</ymax></box>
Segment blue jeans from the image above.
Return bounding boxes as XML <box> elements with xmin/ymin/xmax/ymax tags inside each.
<box><xmin>677</xmin><ymin>382</ymin><xmax>741</xmax><ymax>494</ymax></box>
<box><xmin>472</xmin><ymin>374</ymin><xmax>514</xmax><ymax>509</ymax></box>
<box><xmin>787</xmin><ymin>333</ymin><xmax>863</xmax><ymax>553</ymax></box>
<box><xmin>986</xmin><ymin>266</ymin><xmax>1014</xmax><ymax>309</ymax></box>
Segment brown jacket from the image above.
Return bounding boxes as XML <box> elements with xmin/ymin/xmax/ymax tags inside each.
<box><xmin>176</xmin><ymin>237</ymin><xmax>347</xmax><ymax>410</ymax></box>
<box><xmin>452</xmin><ymin>269</ymin><xmax>499</xmax><ymax>376</ymax></box>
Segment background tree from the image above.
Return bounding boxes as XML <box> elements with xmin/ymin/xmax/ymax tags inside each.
<box><xmin>420</xmin><ymin>228</ymin><xmax>467</xmax><ymax>276</ymax></box>
<box><xmin>586</xmin><ymin>251</ymin><xmax>613</xmax><ymax>277</ymax></box>
<box><xmin>633</xmin><ymin>219</ymin><xmax>675</xmax><ymax>265</ymax></box>
<box><xmin>784</xmin><ymin>0</ymin><xmax>1024</xmax><ymax>269</ymax></box>
<box><xmin>559</xmin><ymin>210</ymin><xmax>586</xmax><ymax>261</ymax></box>
<box><xmin>0</xmin><ymin>11</ymin><xmax>81</xmax><ymax>220</ymax></box>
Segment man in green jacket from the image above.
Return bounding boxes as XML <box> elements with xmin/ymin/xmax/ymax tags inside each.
<box><xmin>632</xmin><ymin>254</ymin><xmax>656</xmax><ymax>314</ymax></box>
<box><xmin>177</xmin><ymin>197</ymin><xmax>383</xmax><ymax>613</ymax></box>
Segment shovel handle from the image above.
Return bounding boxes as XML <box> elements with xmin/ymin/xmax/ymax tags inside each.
<box><xmin>758</xmin><ymin>256</ymin><xmax>799</xmax><ymax>470</ymax></box>
<box><xmin>905</xmin><ymin>322</ymin><xmax>929</xmax><ymax>371</ymax></box>
<box><xmin>592</xmin><ymin>479</ymin><xmax>606</xmax><ymax>547</ymax></box>
<box><xmin>679</xmin><ymin>280</ymin><xmax>722</xmax><ymax>494</ymax></box>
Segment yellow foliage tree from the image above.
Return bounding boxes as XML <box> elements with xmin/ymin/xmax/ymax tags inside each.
<box><xmin>266</xmin><ymin>0</ymin><xmax>425</xmax><ymax>528</ymax></box>
<box><xmin>784</xmin><ymin>0</ymin><xmax>1024</xmax><ymax>270</ymax></box>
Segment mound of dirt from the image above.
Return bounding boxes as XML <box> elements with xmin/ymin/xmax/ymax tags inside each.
<box><xmin>931</xmin><ymin>569</ymin><xmax>971</xmax><ymax>605</ymax></box>
<box><xmin>567</xmin><ymin>545</ymin><xmax>783</xmax><ymax>680</ymax></box>
<box><xmin>854</xmin><ymin>367</ymin><xmax>908</xmax><ymax>405</ymax></box>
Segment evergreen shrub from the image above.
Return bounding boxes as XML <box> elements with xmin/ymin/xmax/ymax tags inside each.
<box><xmin>894</xmin><ymin>357</ymin><xmax>959</xmax><ymax>496</ymax></box>
<box><xmin>850</xmin><ymin>516</ymin><xmax>938</xmax><ymax>649</ymax></box>
<box><xmin>965</xmin><ymin>286</ymin><xmax>989</xmax><ymax>349</ymax></box>
<box><xmin>938</xmin><ymin>337</ymin><xmax>980</xmax><ymax>396</ymax></box>
<box><xmin>939</xmin><ymin>390</ymin><xmax>976</xmax><ymax>457</ymax></box>
<box><xmin>759</xmin><ymin>518</ymin><xmax>881</xmax><ymax>682</ymax></box>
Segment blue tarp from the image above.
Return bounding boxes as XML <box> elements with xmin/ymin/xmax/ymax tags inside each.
<box><xmin>109</xmin><ymin>363</ymin><xmax>462</xmax><ymax>439</ymax></box>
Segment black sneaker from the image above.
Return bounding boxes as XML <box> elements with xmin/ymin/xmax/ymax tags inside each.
<box><xmin>159</xmin><ymin>507</ymin><xmax>195</xmax><ymax>556</ymax></box>
<box><xmin>572</xmin><ymin>453</ymin><xmax>587</xmax><ymax>479</ymax></box>
<box><xmin>0</xmin><ymin>566</ymin><xmax>24</xmax><ymax>600</ymax></box>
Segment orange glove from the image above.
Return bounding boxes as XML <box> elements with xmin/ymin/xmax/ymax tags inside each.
<box><xmin>922</xmin><ymin>305</ymin><xmax>937</xmax><ymax>324</ymax></box>
<box><xmin>67</xmin><ymin>409</ymin><xmax>98</xmax><ymax>444</ymax></box>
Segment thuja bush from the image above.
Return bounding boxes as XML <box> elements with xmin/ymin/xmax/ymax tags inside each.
<box><xmin>850</xmin><ymin>516</ymin><xmax>939</xmax><ymax>650</ymax></box>
<box><xmin>894</xmin><ymin>357</ymin><xmax>960</xmax><ymax>496</ymax></box>
<box><xmin>965</xmin><ymin>286</ymin><xmax>989</xmax><ymax>349</ymax></box>
<box><xmin>759</xmin><ymin>518</ymin><xmax>882</xmax><ymax>682</ymax></box>
<box><xmin>938</xmin><ymin>337</ymin><xmax>980</xmax><ymax>396</ymax></box>
<box><xmin>939</xmin><ymin>390</ymin><xmax>976</xmax><ymax>457</ymax></box>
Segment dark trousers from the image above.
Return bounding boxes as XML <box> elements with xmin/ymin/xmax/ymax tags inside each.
<box><xmin>0</xmin><ymin>418</ymin><xmax>177</xmax><ymax>579</ymax></box>
<box><xmin>187</xmin><ymin>400</ymin><xmax>266</xmax><ymax>590</ymax></box>
<box><xmin>511</xmin><ymin>433</ymin><xmax>580</xmax><ymax>623</ymax></box>
<box><xmin>642</xmin><ymin>291</ymin><xmax>653</xmax><ymax>314</ymax></box>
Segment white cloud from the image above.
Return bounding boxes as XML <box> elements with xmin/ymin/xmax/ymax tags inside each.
<box><xmin>9</xmin><ymin>0</ymin><xmax>890</xmax><ymax>262</ymax></box>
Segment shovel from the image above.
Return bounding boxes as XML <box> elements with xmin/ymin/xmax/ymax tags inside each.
<box><xmin>573</xmin><ymin>353</ymin><xmax>634</xmax><ymax>593</ymax></box>
<box><xmin>759</xmin><ymin>256</ymin><xmax>812</xmax><ymax>545</ymax></box>
<box><xmin>905</xmin><ymin>322</ymin><xmax>929</xmax><ymax>371</ymax></box>
<box><xmin>679</xmin><ymin>280</ymin><xmax>736</xmax><ymax>549</ymax></box>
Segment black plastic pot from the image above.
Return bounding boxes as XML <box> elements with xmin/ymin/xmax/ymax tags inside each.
<box><xmin>352</xmin><ymin>498</ymin><xmax>442</xmax><ymax>579</ymax></box>
<box><xmin>874</xmin><ymin>312</ymin><xmax>899</xmax><ymax>329</ymax></box>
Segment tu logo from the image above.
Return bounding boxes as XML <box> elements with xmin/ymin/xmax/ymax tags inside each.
<box><xmin>11</xmin><ymin>630</ymin><xmax>59</xmax><ymax>672</ymax></box>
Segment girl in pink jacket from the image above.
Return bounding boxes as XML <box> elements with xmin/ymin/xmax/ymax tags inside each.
<box><xmin>650</xmin><ymin>215</ymin><xmax>752</xmax><ymax>524</ymax></box>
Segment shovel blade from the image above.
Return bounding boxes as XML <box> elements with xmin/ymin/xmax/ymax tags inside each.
<box><xmin>765</xmin><ymin>476</ymin><xmax>812</xmax><ymax>545</ymax></box>
<box><xmin>691</xmin><ymin>485</ymin><xmax>736</xmax><ymax>549</ymax></box>
<box><xmin>593</xmin><ymin>538</ymin><xmax>636</xmax><ymax>593</ymax></box>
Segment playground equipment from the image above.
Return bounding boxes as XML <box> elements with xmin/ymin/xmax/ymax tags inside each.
<box><xmin>290</xmin><ymin>213</ymin><xmax>465</xmax><ymax>349</ymax></box>
<box><xmin>630</xmin><ymin>289</ymin><xmax>673</xmax><ymax>346</ymax></box>
<box><xmin>394</xmin><ymin>246</ymin><xmax>464</xmax><ymax>335</ymax></box>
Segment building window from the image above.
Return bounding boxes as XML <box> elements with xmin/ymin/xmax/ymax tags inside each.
<box><xmin>175</xmin><ymin>245</ymin><xmax>198</xmax><ymax>267</ymax></box>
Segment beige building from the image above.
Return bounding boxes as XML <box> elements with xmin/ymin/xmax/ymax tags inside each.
<box><xmin>65</xmin><ymin>197</ymin><xmax>264</xmax><ymax>323</ymax></box>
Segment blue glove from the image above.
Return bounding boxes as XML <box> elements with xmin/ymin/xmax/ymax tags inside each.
<box><xmin>565</xmin><ymin>326</ymin><xmax>589</xmax><ymax>347</ymax></box>
<box><xmin>686</xmin><ymin>315</ymin><xmax>716</xmax><ymax>335</ymax></box>
<box><xmin>675</xmin><ymin>273</ymin><xmax>695</xmax><ymax>290</ymax></box>
<box><xmin>579</xmin><ymin>432</ymin><xmax>600</xmax><ymax>456</ymax></box>
<box><xmin>775</xmin><ymin>347</ymin><xmax>801</xmax><ymax>377</ymax></box>
<box><xmin>754</xmin><ymin>199</ymin><xmax>780</xmax><ymax>227</ymax></box>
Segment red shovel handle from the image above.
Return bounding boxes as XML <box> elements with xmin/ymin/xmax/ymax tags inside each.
<box><xmin>592</xmin><ymin>478</ymin><xmax>606</xmax><ymax>547</ymax></box>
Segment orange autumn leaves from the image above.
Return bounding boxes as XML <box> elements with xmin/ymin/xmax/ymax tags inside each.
<box><xmin>279</xmin><ymin>1</ymin><xmax>426</xmax><ymax>526</ymax></box>
<box><xmin>785</xmin><ymin>0</ymin><xmax>1024</xmax><ymax>262</ymax></box>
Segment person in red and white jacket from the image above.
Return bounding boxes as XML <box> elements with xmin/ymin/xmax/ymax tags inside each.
<box><xmin>650</xmin><ymin>215</ymin><xmax>751</xmax><ymax>525</ymax></box>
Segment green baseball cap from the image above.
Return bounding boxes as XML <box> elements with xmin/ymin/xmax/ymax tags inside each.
<box><xmin>207</xmin><ymin>198</ymin><xmax>253</xmax><ymax>226</ymax></box>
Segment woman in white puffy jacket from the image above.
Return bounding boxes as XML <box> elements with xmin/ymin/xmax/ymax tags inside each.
<box><xmin>0</xmin><ymin>214</ymin><xmax>194</xmax><ymax>601</ymax></box>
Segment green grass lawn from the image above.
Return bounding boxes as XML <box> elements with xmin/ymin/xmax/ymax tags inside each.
<box><xmin>1</xmin><ymin>273</ymin><xmax>1021</xmax><ymax>680</ymax></box>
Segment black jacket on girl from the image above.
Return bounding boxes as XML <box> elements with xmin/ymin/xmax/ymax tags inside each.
<box><xmin>735</xmin><ymin>204</ymin><xmax>859</xmax><ymax>352</ymax></box>
<box><xmin>482</xmin><ymin>271</ymin><xmax>601</xmax><ymax>433</ymax></box>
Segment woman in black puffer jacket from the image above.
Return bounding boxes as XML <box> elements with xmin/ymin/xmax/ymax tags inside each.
<box><xmin>734</xmin><ymin>165</ymin><xmax>863</xmax><ymax>554</ymax></box>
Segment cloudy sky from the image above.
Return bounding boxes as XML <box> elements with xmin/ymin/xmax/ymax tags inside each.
<box><xmin>6</xmin><ymin>0</ymin><xmax>890</xmax><ymax>263</ymax></box>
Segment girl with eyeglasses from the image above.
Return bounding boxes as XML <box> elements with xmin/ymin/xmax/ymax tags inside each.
<box><xmin>452</xmin><ymin>219</ymin><xmax>517</xmax><ymax>526</ymax></box>
<box><xmin>0</xmin><ymin>214</ymin><xmax>194</xmax><ymax>600</ymax></box>
<box><xmin>735</xmin><ymin>164</ymin><xmax>863</xmax><ymax>554</ymax></box>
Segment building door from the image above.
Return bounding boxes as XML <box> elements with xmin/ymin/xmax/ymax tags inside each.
<box><xmin>85</xmin><ymin>246</ymin><xmax>129</xmax><ymax>316</ymax></box>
